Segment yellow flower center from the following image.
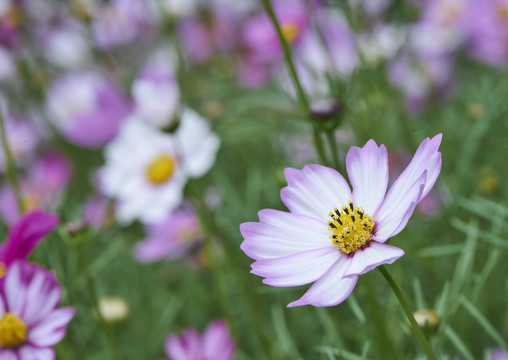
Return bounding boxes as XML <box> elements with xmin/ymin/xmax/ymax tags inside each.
<box><xmin>328</xmin><ymin>201</ymin><xmax>375</xmax><ymax>255</ymax></box>
<box><xmin>0</xmin><ymin>313</ymin><xmax>28</xmax><ymax>348</ymax></box>
<box><xmin>280</xmin><ymin>22</ymin><xmax>300</xmax><ymax>44</ymax></box>
<box><xmin>145</xmin><ymin>154</ymin><xmax>177</xmax><ymax>185</ymax></box>
<box><xmin>0</xmin><ymin>262</ymin><xmax>5</xmax><ymax>278</ymax></box>
<box><xmin>497</xmin><ymin>4</ymin><xmax>508</xmax><ymax>20</ymax></box>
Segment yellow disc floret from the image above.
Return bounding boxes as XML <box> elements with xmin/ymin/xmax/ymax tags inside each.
<box><xmin>0</xmin><ymin>262</ymin><xmax>6</xmax><ymax>278</ymax></box>
<box><xmin>0</xmin><ymin>313</ymin><xmax>28</xmax><ymax>348</ymax></box>
<box><xmin>328</xmin><ymin>201</ymin><xmax>375</xmax><ymax>255</ymax></box>
<box><xmin>280</xmin><ymin>22</ymin><xmax>300</xmax><ymax>44</ymax></box>
<box><xmin>145</xmin><ymin>154</ymin><xmax>177</xmax><ymax>185</ymax></box>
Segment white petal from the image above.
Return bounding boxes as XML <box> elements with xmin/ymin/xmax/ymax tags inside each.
<box><xmin>346</xmin><ymin>140</ymin><xmax>388</xmax><ymax>215</ymax></box>
<box><xmin>343</xmin><ymin>242</ymin><xmax>404</xmax><ymax>277</ymax></box>
<box><xmin>240</xmin><ymin>209</ymin><xmax>331</xmax><ymax>260</ymax></box>
<box><xmin>5</xmin><ymin>261</ymin><xmax>26</xmax><ymax>315</ymax></box>
<box><xmin>18</xmin><ymin>346</ymin><xmax>54</xmax><ymax>360</ymax></box>
<box><xmin>176</xmin><ymin>108</ymin><xmax>220</xmax><ymax>178</ymax></box>
<box><xmin>281</xmin><ymin>165</ymin><xmax>352</xmax><ymax>222</ymax></box>
<box><xmin>288</xmin><ymin>255</ymin><xmax>358</xmax><ymax>307</ymax></box>
<box><xmin>28</xmin><ymin>308</ymin><xmax>75</xmax><ymax>347</ymax></box>
<box><xmin>251</xmin><ymin>247</ymin><xmax>340</xmax><ymax>286</ymax></box>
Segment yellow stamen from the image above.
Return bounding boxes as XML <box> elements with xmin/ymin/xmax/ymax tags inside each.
<box><xmin>328</xmin><ymin>200</ymin><xmax>375</xmax><ymax>255</ymax></box>
<box><xmin>497</xmin><ymin>4</ymin><xmax>508</xmax><ymax>19</ymax></box>
<box><xmin>145</xmin><ymin>154</ymin><xmax>177</xmax><ymax>185</ymax></box>
<box><xmin>0</xmin><ymin>263</ymin><xmax>5</xmax><ymax>278</ymax></box>
<box><xmin>280</xmin><ymin>22</ymin><xmax>300</xmax><ymax>44</ymax></box>
<box><xmin>0</xmin><ymin>313</ymin><xmax>28</xmax><ymax>348</ymax></box>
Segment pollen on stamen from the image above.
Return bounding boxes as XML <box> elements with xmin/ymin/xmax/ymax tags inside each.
<box><xmin>327</xmin><ymin>201</ymin><xmax>375</xmax><ymax>255</ymax></box>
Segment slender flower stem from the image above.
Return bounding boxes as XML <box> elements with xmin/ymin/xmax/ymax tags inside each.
<box><xmin>77</xmin><ymin>246</ymin><xmax>118</xmax><ymax>360</ymax></box>
<box><xmin>0</xmin><ymin>110</ymin><xmax>24</xmax><ymax>214</ymax></box>
<box><xmin>325</xmin><ymin>131</ymin><xmax>341</xmax><ymax>171</ymax></box>
<box><xmin>377</xmin><ymin>266</ymin><xmax>438</xmax><ymax>360</ymax></box>
<box><xmin>261</xmin><ymin>0</ymin><xmax>330</xmax><ymax>166</ymax></box>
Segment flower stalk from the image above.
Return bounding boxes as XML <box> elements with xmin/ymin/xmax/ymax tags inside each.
<box><xmin>261</xmin><ymin>0</ymin><xmax>331</xmax><ymax>166</ymax></box>
<box><xmin>377</xmin><ymin>266</ymin><xmax>438</xmax><ymax>360</ymax></box>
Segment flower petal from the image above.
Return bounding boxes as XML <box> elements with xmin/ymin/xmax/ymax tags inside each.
<box><xmin>375</xmin><ymin>134</ymin><xmax>442</xmax><ymax>221</ymax></box>
<box><xmin>0</xmin><ymin>349</ymin><xmax>18</xmax><ymax>360</ymax></box>
<box><xmin>346</xmin><ymin>140</ymin><xmax>388</xmax><ymax>215</ymax></box>
<box><xmin>288</xmin><ymin>255</ymin><xmax>358</xmax><ymax>307</ymax></box>
<box><xmin>240</xmin><ymin>209</ymin><xmax>330</xmax><ymax>261</ymax></box>
<box><xmin>0</xmin><ymin>210</ymin><xmax>58</xmax><ymax>266</ymax></box>
<box><xmin>251</xmin><ymin>247</ymin><xmax>340</xmax><ymax>287</ymax></box>
<box><xmin>373</xmin><ymin>171</ymin><xmax>426</xmax><ymax>242</ymax></box>
<box><xmin>281</xmin><ymin>164</ymin><xmax>352</xmax><ymax>222</ymax></box>
<box><xmin>27</xmin><ymin>307</ymin><xmax>75</xmax><ymax>347</ymax></box>
<box><xmin>202</xmin><ymin>320</ymin><xmax>235</xmax><ymax>360</ymax></box>
<box><xmin>18</xmin><ymin>346</ymin><xmax>54</xmax><ymax>360</ymax></box>
<box><xmin>343</xmin><ymin>242</ymin><xmax>404</xmax><ymax>278</ymax></box>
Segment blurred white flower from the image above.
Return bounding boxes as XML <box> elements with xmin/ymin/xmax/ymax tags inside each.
<box><xmin>99</xmin><ymin>109</ymin><xmax>220</xmax><ymax>223</ymax></box>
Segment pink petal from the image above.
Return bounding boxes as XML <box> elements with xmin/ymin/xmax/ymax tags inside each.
<box><xmin>373</xmin><ymin>171</ymin><xmax>426</xmax><ymax>242</ymax></box>
<box><xmin>18</xmin><ymin>345</ymin><xmax>55</xmax><ymax>360</ymax></box>
<box><xmin>281</xmin><ymin>165</ymin><xmax>352</xmax><ymax>222</ymax></box>
<box><xmin>288</xmin><ymin>256</ymin><xmax>358</xmax><ymax>307</ymax></box>
<box><xmin>202</xmin><ymin>320</ymin><xmax>235</xmax><ymax>360</ymax></box>
<box><xmin>343</xmin><ymin>242</ymin><xmax>404</xmax><ymax>278</ymax></box>
<box><xmin>165</xmin><ymin>335</ymin><xmax>189</xmax><ymax>360</ymax></box>
<box><xmin>4</xmin><ymin>261</ymin><xmax>26</xmax><ymax>315</ymax></box>
<box><xmin>0</xmin><ymin>349</ymin><xmax>18</xmax><ymax>360</ymax></box>
<box><xmin>240</xmin><ymin>209</ymin><xmax>330</xmax><ymax>261</ymax></box>
<box><xmin>27</xmin><ymin>307</ymin><xmax>75</xmax><ymax>347</ymax></box>
<box><xmin>251</xmin><ymin>247</ymin><xmax>340</xmax><ymax>287</ymax></box>
<box><xmin>0</xmin><ymin>210</ymin><xmax>58</xmax><ymax>266</ymax></box>
<box><xmin>23</xmin><ymin>270</ymin><xmax>62</xmax><ymax>325</ymax></box>
<box><xmin>346</xmin><ymin>140</ymin><xmax>388</xmax><ymax>215</ymax></box>
<box><xmin>375</xmin><ymin>134</ymin><xmax>442</xmax><ymax>221</ymax></box>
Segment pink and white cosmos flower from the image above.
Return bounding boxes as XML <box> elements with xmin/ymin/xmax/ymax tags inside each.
<box><xmin>0</xmin><ymin>260</ymin><xmax>75</xmax><ymax>359</ymax></box>
<box><xmin>240</xmin><ymin>135</ymin><xmax>442</xmax><ymax>307</ymax></box>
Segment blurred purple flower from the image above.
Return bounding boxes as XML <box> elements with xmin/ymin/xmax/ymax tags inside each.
<box><xmin>165</xmin><ymin>320</ymin><xmax>235</xmax><ymax>360</ymax></box>
<box><xmin>0</xmin><ymin>260</ymin><xmax>74</xmax><ymax>359</ymax></box>
<box><xmin>0</xmin><ymin>153</ymin><xmax>72</xmax><ymax>225</ymax></box>
<box><xmin>84</xmin><ymin>194</ymin><xmax>113</xmax><ymax>230</ymax></box>
<box><xmin>42</xmin><ymin>23</ymin><xmax>91</xmax><ymax>70</ymax></box>
<box><xmin>490</xmin><ymin>349</ymin><xmax>508</xmax><ymax>360</ymax></box>
<box><xmin>46</xmin><ymin>71</ymin><xmax>132</xmax><ymax>147</ymax></box>
<box><xmin>92</xmin><ymin>0</ymin><xmax>156</xmax><ymax>48</ymax></box>
<box><xmin>240</xmin><ymin>136</ymin><xmax>442</xmax><ymax>307</ymax></box>
<box><xmin>135</xmin><ymin>205</ymin><xmax>201</xmax><ymax>263</ymax></box>
<box><xmin>0</xmin><ymin>210</ymin><xmax>58</xmax><ymax>271</ymax></box>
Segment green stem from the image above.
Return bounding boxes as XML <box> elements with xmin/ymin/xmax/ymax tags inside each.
<box><xmin>325</xmin><ymin>130</ymin><xmax>341</xmax><ymax>171</ymax></box>
<box><xmin>261</xmin><ymin>0</ymin><xmax>330</xmax><ymax>166</ymax></box>
<box><xmin>377</xmin><ymin>266</ymin><xmax>438</xmax><ymax>360</ymax></box>
<box><xmin>0</xmin><ymin>110</ymin><xmax>24</xmax><ymax>214</ymax></box>
<box><xmin>77</xmin><ymin>246</ymin><xmax>118</xmax><ymax>360</ymax></box>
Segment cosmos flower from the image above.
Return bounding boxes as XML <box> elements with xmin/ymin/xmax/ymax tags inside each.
<box><xmin>165</xmin><ymin>320</ymin><xmax>235</xmax><ymax>360</ymax></box>
<box><xmin>134</xmin><ymin>204</ymin><xmax>201</xmax><ymax>262</ymax></box>
<box><xmin>240</xmin><ymin>135</ymin><xmax>442</xmax><ymax>307</ymax></box>
<box><xmin>99</xmin><ymin>108</ymin><xmax>220</xmax><ymax>223</ymax></box>
<box><xmin>0</xmin><ymin>210</ymin><xmax>58</xmax><ymax>275</ymax></box>
<box><xmin>0</xmin><ymin>260</ymin><xmax>75</xmax><ymax>359</ymax></box>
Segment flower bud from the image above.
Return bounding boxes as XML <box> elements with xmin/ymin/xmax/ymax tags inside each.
<box><xmin>310</xmin><ymin>97</ymin><xmax>342</xmax><ymax>121</ymax></box>
<box><xmin>97</xmin><ymin>297</ymin><xmax>129</xmax><ymax>323</ymax></box>
<box><xmin>413</xmin><ymin>309</ymin><xmax>440</xmax><ymax>333</ymax></box>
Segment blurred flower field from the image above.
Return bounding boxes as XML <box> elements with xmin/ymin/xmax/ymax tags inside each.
<box><xmin>0</xmin><ymin>0</ymin><xmax>507</xmax><ymax>359</ymax></box>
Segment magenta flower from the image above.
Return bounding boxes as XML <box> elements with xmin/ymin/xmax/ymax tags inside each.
<box><xmin>165</xmin><ymin>320</ymin><xmax>235</xmax><ymax>360</ymax></box>
<box><xmin>0</xmin><ymin>153</ymin><xmax>71</xmax><ymax>225</ymax></box>
<box><xmin>240</xmin><ymin>135</ymin><xmax>442</xmax><ymax>307</ymax></box>
<box><xmin>490</xmin><ymin>349</ymin><xmax>508</xmax><ymax>360</ymax></box>
<box><xmin>0</xmin><ymin>210</ymin><xmax>58</xmax><ymax>273</ymax></box>
<box><xmin>134</xmin><ymin>206</ymin><xmax>201</xmax><ymax>263</ymax></box>
<box><xmin>0</xmin><ymin>260</ymin><xmax>74</xmax><ymax>359</ymax></box>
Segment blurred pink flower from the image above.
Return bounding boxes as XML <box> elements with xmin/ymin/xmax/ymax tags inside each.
<box><xmin>0</xmin><ymin>153</ymin><xmax>72</xmax><ymax>225</ymax></box>
<box><xmin>0</xmin><ymin>210</ymin><xmax>58</xmax><ymax>271</ymax></box>
<box><xmin>241</xmin><ymin>135</ymin><xmax>442</xmax><ymax>307</ymax></box>
<box><xmin>0</xmin><ymin>114</ymin><xmax>40</xmax><ymax>172</ymax></box>
<box><xmin>84</xmin><ymin>194</ymin><xmax>113</xmax><ymax>230</ymax></box>
<box><xmin>46</xmin><ymin>71</ymin><xmax>132</xmax><ymax>147</ymax></box>
<box><xmin>134</xmin><ymin>205</ymin><xmax>201</xmax><ymax>263</ymax></box>
<box><xmin>165</xmin><ymin>320</ymin><xmax>235</xmax><ymax>360</ymax></box>
<box><xmin>490</xmin><ymin>349</ymin><xmax>508</xmax><ymax>360</ymax></box>
<box><xmin>0</xmin><ymin>260</ymin><xmax>74</xmax><ymax>359</ymax></box>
